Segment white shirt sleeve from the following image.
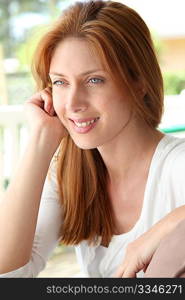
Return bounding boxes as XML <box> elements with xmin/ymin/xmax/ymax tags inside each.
<box><xmin>0</xmin><ymin>158</ymin><xmax>63</xmax><ymax>278</ymax></box>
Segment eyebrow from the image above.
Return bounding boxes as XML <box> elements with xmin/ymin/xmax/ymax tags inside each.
<box><xmin>49</xmin><ymin>69</ymin><xmax>105</xmax><ymax>77</ymax></box>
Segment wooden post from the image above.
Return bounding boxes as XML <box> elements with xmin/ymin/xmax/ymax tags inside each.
<box><xmin>0</xmin><ymin>44</ymin><xmax>8</xmax><ymax>105</ymax></box>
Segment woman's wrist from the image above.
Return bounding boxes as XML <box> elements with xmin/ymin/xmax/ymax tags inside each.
<box><xmin>29</xmin><ymin>126</ymin><xmax>62</xmax><ymax>159</ymax></box>
<box><xmin>150</xmin><ymin>205</ymin><xmax>185</xmax><ymax>242</ymax></box>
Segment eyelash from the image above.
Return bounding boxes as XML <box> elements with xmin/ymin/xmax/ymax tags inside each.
<box><xmin>52</xmin><ymin>78</ymin><xmax>104</xmax><ymax>86</ymax></box>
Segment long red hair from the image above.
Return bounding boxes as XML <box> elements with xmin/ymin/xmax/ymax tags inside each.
<box><xmin>32</xmin><ymin>0</ymin><xmax>164</xmax><ymax>247</ymax></box>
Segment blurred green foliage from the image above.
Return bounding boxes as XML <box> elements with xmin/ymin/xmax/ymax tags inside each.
<box><xmin>1</xmin><ymin>1</ymin><xmax>185</xmax><ymax>105</ymax></box>
<box><xmin>0</xmin><ymin>0</ymin><xmax>63</xmax><ymax>58</ymax></box>
<box><xmin>163</xmin><ymin>72</ymin><xmax>185</xmax><ymax>95</ymax></box>
<box><xmin>16</xmin><ymin>24</ymin><xmax>52</xmax><ymax>72</ymax></box>
<box><xmin>152</xmin><ymin>32</ymin><xmax>185</xmax><ymax>95</ymax></box>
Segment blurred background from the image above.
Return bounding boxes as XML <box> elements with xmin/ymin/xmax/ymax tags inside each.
<box><xmin>0</xmin><ymin>0</ymin><xmax>185</xmax><ymax>277</ymax></box>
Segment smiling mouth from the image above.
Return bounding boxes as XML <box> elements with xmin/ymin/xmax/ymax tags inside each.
<box><xmin>70</xmin><ymin>117</ymin><xmax>100</xmax><ymax>128</ymax></box>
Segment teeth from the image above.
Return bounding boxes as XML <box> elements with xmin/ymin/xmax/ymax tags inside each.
<box><xmin>74</xmin><ymin>118</ymin><xmax>99</xmax><ymax>128</ymax></box>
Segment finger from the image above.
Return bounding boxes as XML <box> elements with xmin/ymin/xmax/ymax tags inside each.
<box><xmin>143</xmin><ymin>263</ymin><xmax>149</xmax><ymax>273</ymax></box>
<box><xmin>25</xmin><ymin>88</ymin><xmax>55</xmax><ymax>116</ymax></box>
<box><xmin>122</xmin><ymin>269</ymin><xmax>137</xmax><ymax>278</ymax></box>
<box><xmin>40</xmin><ymin>88</ymin><xmax>55</xmax><ymax>116</ymax></box>
<box><xmin>45</xmin><ymin>86</ymin><xmax>52</xmax><ymax>94</ymax></box>
<box><xmin>112</xmin><ymin>272</ymin><xmax>123</xmax><ymax>278</ymax></box>
<box><xmin>44</xmin><ymin>88</ymin><xmax>55</xmax><ymax>115</ymax></box>
<box><xmin>25</xmin><ymin>96</ymin><xmax>44</xmax><ymax>109</ymax></box>
<box><xmin>49</xmin><ymin>106</ymin><xmax>57</xmax><ymax>116</ymax></box>
<box><xmin>112</xmin><ymin>265</ymin><xmax>125</xmax><ymax>278</ymax></box>
<box><xmin>40</xmin><ymin>91</ymin><xmax>51</xmax><ymax>113</ymax></box>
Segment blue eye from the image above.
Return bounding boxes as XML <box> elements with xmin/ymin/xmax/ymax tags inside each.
<box><xmin>89</xmin><ymin>78</ymin><xmax>103</xmax><ymax>84</ymax></box>
<box><xmin>53</xmin><ymin>80</ymin><xmax>65</xmax><ymax>86</ymax></box>
<box><xmin>52</xmin><ymin>78</ymin><xmax>104</xmax><ymax>86</ymax></box>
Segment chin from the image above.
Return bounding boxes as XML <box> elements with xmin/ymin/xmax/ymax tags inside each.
<box><xmin>75</xmin><ymin>143</ymin><xmax>97</xmax><ymax>150</ymax></box>
<box><xmin>72</xmin><ymin>139</ymin><xmax>98</xmax><ymax>150</ymax></box>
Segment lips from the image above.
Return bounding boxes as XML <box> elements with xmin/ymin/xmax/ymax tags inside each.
<box><xmin>70</xmin><ymin>117</ymin><xmax>99</xmax><ymax>123</ymax></box>
<box><xmin>69</xmin><ymin>117</ymin><xmax>99</xmax><ymax>133</ymax></box>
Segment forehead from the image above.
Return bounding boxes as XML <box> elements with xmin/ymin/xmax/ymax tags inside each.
<box><xmin>49</xmin><ymin>37</ymin><xmax>105</xmax><ymax>73</ymax></box>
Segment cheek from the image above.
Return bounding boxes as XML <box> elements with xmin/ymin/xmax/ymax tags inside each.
<box><xmin>52</xmin><ymin>93</ymin><xmax>64</xmax><ymax>113</ymax></box>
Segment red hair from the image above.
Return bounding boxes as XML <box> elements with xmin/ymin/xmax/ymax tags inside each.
<box><xmin>32</xmin><ymin>0</ymin><xmax>164</xmax><ymax>246</ymax></box>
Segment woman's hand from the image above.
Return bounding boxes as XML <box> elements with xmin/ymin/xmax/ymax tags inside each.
<box><xmin>112</xmin><ymin>206</ymin><xmax>185</xmax><ymax>277</ymax></box>
<box><xmin>112</xmin><ymin>228</ymin><xmax>160</xmax><ymax>278</ymax></box>
<box><xmin>24</xmin><ymin>87</ymin><xmax>68</xmax><ymax>145</ymax></box>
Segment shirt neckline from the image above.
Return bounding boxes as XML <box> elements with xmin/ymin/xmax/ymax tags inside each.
<box><xmin>101</xmin><ymin>134</ymin><xmax>173</xmax><ymax>246</ymax></box>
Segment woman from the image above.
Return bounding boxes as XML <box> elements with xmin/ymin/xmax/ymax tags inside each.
<box><xmin>0</xmin><ymin>0</ymin><xmax>185</xmax><ymax>278</ymax></box>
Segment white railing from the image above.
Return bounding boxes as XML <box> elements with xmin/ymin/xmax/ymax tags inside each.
<box><xmin>0</xmin><ymin>105</ymin><xmax>28</xmax><ymax>194</ymax></box>
<box><xmin>0</xmin><ymin>94</ymin><xmax>185</xmax><ymax>194</ymax></box>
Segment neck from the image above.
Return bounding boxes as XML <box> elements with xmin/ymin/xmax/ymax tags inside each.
<box><xmin>97</xmin><ymin>116</ymin><xmax>164</xmax><ymax>184</ymax></box>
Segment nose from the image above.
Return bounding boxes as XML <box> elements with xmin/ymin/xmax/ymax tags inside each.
<box><xmin>65</xmin><ymin>86</ymin><xmax>88</xmax><ymax>113</ymax></box>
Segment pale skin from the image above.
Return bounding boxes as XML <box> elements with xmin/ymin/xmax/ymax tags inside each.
<box><xmin>0</xmin><ymin>37</ymin><xmax>185</xmax><ymax>276</ymax></box>
<box><xmin>0</xmin><ymin>89</ymin><xmax>67</xmax><ymax>273</ymax></box>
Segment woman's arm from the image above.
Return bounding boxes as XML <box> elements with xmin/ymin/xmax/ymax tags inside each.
<box><xmin>0</xmin><ymin>88</ymin><xmax>66</xmax><ymax>274</ymax></box>
<box><xmin>0</xmin><ymin>130</ymin><xmax>57</xmax><ymax>273</ymax></box>
<box><xmin>112</xmin><ymin>205</ymin><xmax>185</xmax><ymax>277</ymax></box>
<box><xmin>0</xmin><ymin>157</ymin><xmax>63</xmax><ymax>277</ymax></box>
<box><xmin>144</xmin><ymin>217</ymin><xmax>185</xmax><ymax>277</ymax></box>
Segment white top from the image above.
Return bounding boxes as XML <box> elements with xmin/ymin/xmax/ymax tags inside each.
<box><xmin>1</xmin><ymin>134</ymin><xmax>185</xmax><ymax>278</ymax></box>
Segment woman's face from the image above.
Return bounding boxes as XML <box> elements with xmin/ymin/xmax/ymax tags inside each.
<box><xmin>49</xmin><ymin>37</ymin><xmax>135</xmax><ymax>149</ymax></box>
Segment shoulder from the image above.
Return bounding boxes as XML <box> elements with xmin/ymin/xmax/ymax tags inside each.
<box><xmin>164</xmin><ymin>135</ymin><xmax>185</xmax><ymax>167</ymax></box>
<box><xmin>157</xmin><ymin>134</ymin><xmax>185</xmax><ymax>165</ymax></box>
<box><xmin>160</xmin><ymin>135</ymin><xmax>185</xmax><ymax>197</ymax></box>
<box><xmin>168</xmin><ymin>138</ymin><xmax>185</xmax><ymax>182</ymax></box>
<box><xmin>147</xmin><ymin>135</ymin><xmax>185</xmax><ymax>209</ymax></box>
<box><xmin>153</xmin><ymin>134</ymin><xmax>185</xmax><ymax>188</ymax></box>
